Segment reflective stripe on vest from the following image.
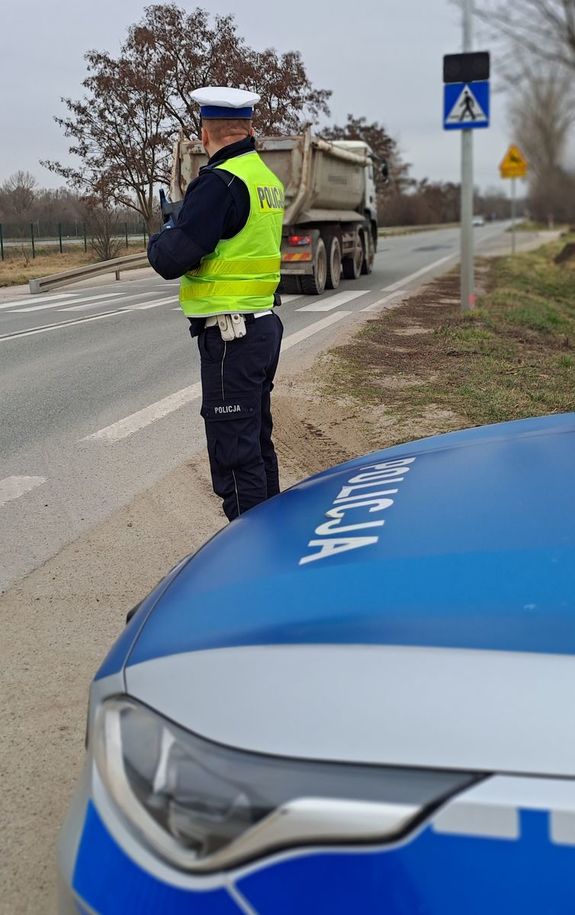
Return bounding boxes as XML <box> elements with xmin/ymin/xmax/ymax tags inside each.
<box><xmin>180</xmin><ymin>151</ymin><xmax>284</xmax><ymax>316</ymax></box>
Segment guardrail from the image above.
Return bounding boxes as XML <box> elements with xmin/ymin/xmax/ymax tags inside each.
<box><xmin>28</xmin><ymin>252</ymin><xmax>150</xmax><ymax>294</ymax></box>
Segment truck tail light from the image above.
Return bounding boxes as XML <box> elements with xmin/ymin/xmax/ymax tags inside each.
<box><xmin>288</xmin><ymin>234</ymin><xmax>312</xmax><ymax>246</ymax></box>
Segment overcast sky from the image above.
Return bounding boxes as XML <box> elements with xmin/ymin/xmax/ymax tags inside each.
<box><xmin>1</xmin><ymin>0</ymin><xmax>514</xmax><ymax>193</ymax></box>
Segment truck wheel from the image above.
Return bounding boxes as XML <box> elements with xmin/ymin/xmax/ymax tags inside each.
<box><xmin>280</xmin><ymin>274</ymin><xmax>302</xmax><ymax>295</ymax></box>
<box><xmin>301</xmin><ymin>238</ymin><xmax>327</xmax><ymax>295</ymax></box>
<box><xmin>360</xmin><ymin>230</ymin><xmax>375</xmax><ymax>275</ymax></box>
<box><xmin>325</xmin><ymin>235</ymin><xmax>342</xmax><ymax>290</ymax></box>
<box><xmin>342</xmin><ymin>238</ymin><xmax>362</xmax><ymax>280</ymax></box>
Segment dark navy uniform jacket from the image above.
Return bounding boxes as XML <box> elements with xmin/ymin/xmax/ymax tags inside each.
<box><xmin>147</xmin><ymin>136</ymin><xmax>253</xmax><ymax>281</ymax></box>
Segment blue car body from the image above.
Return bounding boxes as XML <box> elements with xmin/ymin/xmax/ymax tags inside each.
<box><xmin>59</xmin><ymin>413</ymin><xmax>575</xmax><ymax>914</ymax></box>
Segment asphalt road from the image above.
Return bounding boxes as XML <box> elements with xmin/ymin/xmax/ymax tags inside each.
<box><xmin>0</xmin><ymin>222</ymin><xmax>514</xmax><ymax>592</ymax></box>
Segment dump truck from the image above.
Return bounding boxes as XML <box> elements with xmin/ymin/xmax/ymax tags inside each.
<box><xmin>170</xmin><ymin>128</ymin><xmax>382</xmax><ymax>295</ymax></box>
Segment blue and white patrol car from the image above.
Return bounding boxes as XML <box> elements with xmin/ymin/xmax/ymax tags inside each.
<box><xmin>59</xmin><ymin>413</ymin><xmax>575</xmax><ymax>914</ymax></box>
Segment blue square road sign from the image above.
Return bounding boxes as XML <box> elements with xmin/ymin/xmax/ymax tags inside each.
<box><xmin>443</xmin><ymin>81</ymin><xmax>490</xmax><ymax>130</ymax></box>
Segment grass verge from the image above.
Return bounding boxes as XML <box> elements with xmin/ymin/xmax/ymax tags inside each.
<box><xmin>0</xmin><ymin>242</ymin><xmax>146</xmax><ymax>287</ymax></box>
<box><xmin>324</xmin><ymin>234</ymin><xmax>575</xmax><ymax>444</ymax></box>
<box><xmin>509</xmin><ymin>220</ymin><xmax>570</xmax><ymax>233</ymax></box>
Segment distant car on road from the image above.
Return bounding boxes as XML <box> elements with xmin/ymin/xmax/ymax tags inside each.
<box><xmin>59</xmin><ymin>413</ymin><xmax>575</xmax><ymax>914</ymax></box>
<box><xmin>472</xmin><ymin>214</ymin><xmax>486</xmax><ymax>226</ymax></box>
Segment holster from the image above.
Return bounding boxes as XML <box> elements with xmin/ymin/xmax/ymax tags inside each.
<box><xmin>217</xmin><ymin>314</ymin><xmax>247</xmax><ymax>341</ymax></box>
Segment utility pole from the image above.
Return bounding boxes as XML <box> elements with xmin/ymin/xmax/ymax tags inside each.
<box><xmin>461</xmin><ymin>0</ymin><xmax>474</xmax><ymax>312</ymax></box>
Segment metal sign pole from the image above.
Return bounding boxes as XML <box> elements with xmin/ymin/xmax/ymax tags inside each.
<box><xmin>499</xmin><ymin>147</ymin><xmax>528</xmax><ymax>234</ymax></box>
<box><xmin>461</xmin><ymin>0</ymin><xmax>474</xmax><ymax>311</ymax></box>
<box><xmin>461</xmin><ymin>130</ymin><xmax>474</xmax><ymax>311</ymax></box>
<box><xmin>511</xmin><ymin>176</ymin><xmax>516</xmax><ymax>255</ymax></box>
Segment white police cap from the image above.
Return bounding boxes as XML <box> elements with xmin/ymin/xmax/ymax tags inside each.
<box><xmin>190</xmin><ymin>86</ymin><xmax>261</xmax><ymax>119</ymax></box>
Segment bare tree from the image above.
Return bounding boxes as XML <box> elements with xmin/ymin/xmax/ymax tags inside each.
<box><xmin>469</xmin><ymin>0</ymin><xmax>575</xmax><ymax>221</ymax></box>
<box><xmin>43</xmin><ymin>4</ymin><xmax>331</xmax><ymax>234</ymax></box>
<box><xmin>42</xmin><ymin>27</ymin><xmax>173</xmax><ymax>231</ymax></box>
<box><xmin>86</xmin><ymin>199</ymin><xmax>124</xmax><ymax>261</ymax></box>
<box><xmin>243</xmin><ymin>48</ymin><xmax>331</xmax><ymax>135</ymax></box>
<box><xmin>508</xmin><ymin>65</ymin><xmax>575</xmax><ymax>222</ymax></box>
<box><xmin>509</xmin><ymin>65</ymin><xmax>575</xmax><ymax>177</ymax></box>
<box><xmin>0</xmin><ymin>171</ymin><xmax>38</xmax><ymax>228</ymax></box>
<box><xmin>31</xmin><ymin>187</ymin><xmax>87</xmax><ymax>236</ymax></box>
<box><xmin>474</xmin><ymin>0</ymin><xmax>575</xmax><ymax>73</ymax></box>
<box><xmin>132</xmin><ymin>5</ymin><xmax>331</xmax><ymax>139</ymax></box>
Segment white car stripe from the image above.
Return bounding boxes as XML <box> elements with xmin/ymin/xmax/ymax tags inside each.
<box><xmin>125</xmin><ymin>645</ymin><xmax>575</xmax><ymax>777</ymax></box>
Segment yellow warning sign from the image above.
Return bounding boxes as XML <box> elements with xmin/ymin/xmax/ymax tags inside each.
<box><xmin>500</xmin><ymin>145</ymin><xmax>528</xmax><ymax>179</ymax></box>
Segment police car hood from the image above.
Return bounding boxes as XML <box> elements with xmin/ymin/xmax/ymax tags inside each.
<box><xmin>122</xmin><ymin>413</ymin><xmax>575</xmax><ymax>774</ymax></box>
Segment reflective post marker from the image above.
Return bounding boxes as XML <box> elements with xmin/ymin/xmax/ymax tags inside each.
<box><xmin>461</xmin><ymin>0</ymin><xmax>474</xmax><ymax>312</ymax></box>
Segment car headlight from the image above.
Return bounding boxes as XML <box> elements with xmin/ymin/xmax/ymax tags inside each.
<box><xmin>94</xmin><ymin>697</ymin><xmax>480</xmax><ymax>873</ymax></box>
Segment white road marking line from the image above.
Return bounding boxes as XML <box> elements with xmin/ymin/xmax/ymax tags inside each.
<box><xmin>297</xmin><ymin>290</ymin><xmax>367</xmax><ymax>313</ymax></box>
<box><xmin>59</xmin><ymin>294</ymin><xmax>146</xmax><ymax>312</ymax></box>
<box><xmin>82</xmin><ymin>310</ymin><xmax>354</xmax><ymax>444</ymax></box>
<box><xmin>281</xmin><ymin>294</ymin><xmax>304</xmax><ymax>304</ymax></box>
<box><xmin>125</xmin><ymin>296</ymin><xmax>179</xmax><ymax>310</ymax></box>
<box><xmin>383</xmin><ymin>254</ymin><xmax>457</xmax><ymax>292</ymax></box>
<box><xmin>0</xmin><ymin>293</ymin><xmax>77</xmax><ymax>311</ymax></box>
<box><xmin>0</xmin><ymin>309</ymin><xmax>129</xmax><ymax>343</ymax></box>
<box><xmin>0</xmin><ymin>475</ymin><xmax>46</xmax><ymax>507</ymax></box>
<box><xmin>82</xmin><ymin>383</ymin><xmax>203</xmax><ymax>443</ymax></box>
<box><xmin>61</xmin><ymin>293</ymin><xmax>174</xmax><ymax>312</ymax></box>
<box><xmin>362</xmin><ymin>290</ymin><xmax>407</xmax><ymax>312</ymax></box>
<box><xmin>281</xmin><ymin>311</ymin><xmax>352</xmax><ymax>351</ymax></box>
<box><xmin>13</xmin><ymin>292</ymin><xmax>124</xmax><ymax>313</ymax></box>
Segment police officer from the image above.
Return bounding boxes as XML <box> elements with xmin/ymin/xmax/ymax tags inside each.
<box><xmin>148</xmin><ymin>87</ymin><xmax>284</xmax><ymax>522</ymax></box>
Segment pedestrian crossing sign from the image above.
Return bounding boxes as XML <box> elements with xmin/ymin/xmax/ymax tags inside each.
<box><xmin>443</xmin><ymin>80</ymin><xmax>490</xmax><ymax>130</ymax></box>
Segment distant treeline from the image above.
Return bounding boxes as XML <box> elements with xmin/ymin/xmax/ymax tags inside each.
<box><xmin>379</xmin><ymin>180</ymin><xmax>515</xmax><ymax>227</ymax></box>
<box><xmin>0</xmin><ymin>171</ymin><xmax>146</xmax><ymax>239</ymax></box>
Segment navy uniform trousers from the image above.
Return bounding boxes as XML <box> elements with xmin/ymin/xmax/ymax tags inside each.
<box><xmin>196</xmin><ymin>312</ymin><xmax>283</xmax><ymax>521</ymax></box>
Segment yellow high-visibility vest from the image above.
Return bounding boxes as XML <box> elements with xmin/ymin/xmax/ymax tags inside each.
<box><xmin>179</xmin><ymin>151</ymin><xmax>284</xmax><ymax>316</ymax></box>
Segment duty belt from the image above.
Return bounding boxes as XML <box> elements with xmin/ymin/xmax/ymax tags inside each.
<box><xmin>204</xmin><ymin>310</ymin><xmax>273</xmax><ymax>328</ymax></box>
